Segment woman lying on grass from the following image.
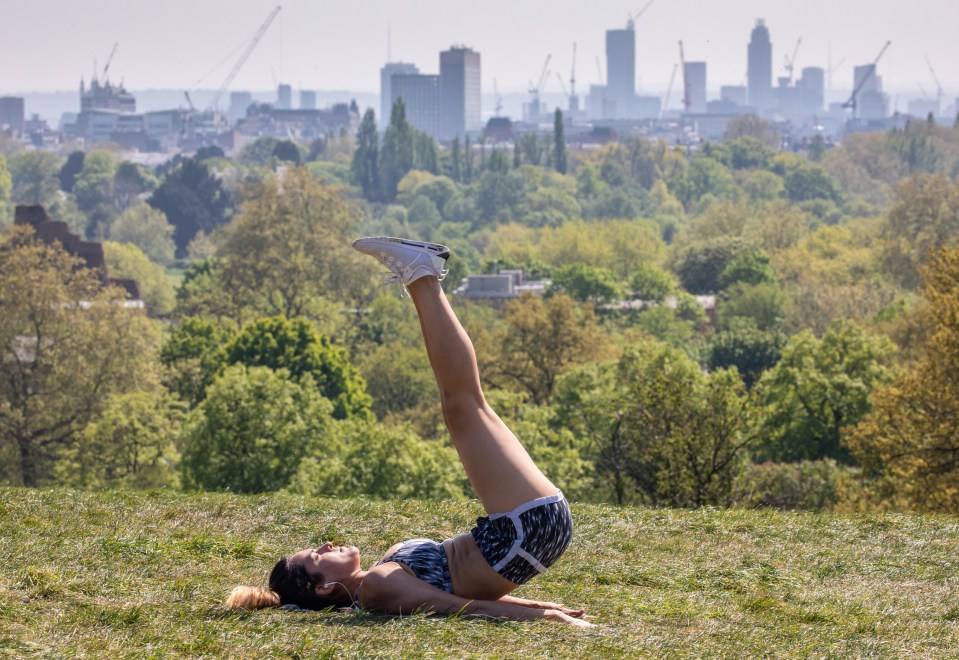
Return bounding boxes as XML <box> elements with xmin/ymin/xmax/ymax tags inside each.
<box><xmin>228</xmin><ymin>237</ymin><xmax>591</xmax><ymax>628</ymax></box>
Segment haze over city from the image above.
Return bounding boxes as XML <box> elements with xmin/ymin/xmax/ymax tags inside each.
<box><xmin>3</xmin><ymin>0</ymin><xmax>958</xmax><ymax>98</ymax></box>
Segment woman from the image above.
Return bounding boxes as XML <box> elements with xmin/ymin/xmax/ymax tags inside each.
<box><xmin>228</xmin><ymin>237</ymin><xmax>591</xmax><ymax>628</ymax></box>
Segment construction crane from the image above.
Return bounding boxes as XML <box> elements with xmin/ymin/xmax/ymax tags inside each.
<box><xmin>679</xmin><ymin>40</ymin><xmax>690</xmax><ymax>113</ymax></box>
<box><xmin>528</xmin><ymin>53</ymin><xmax>552</xmax><ymax>104</ymax></box>
<box><xmin>784</xmin><ymin>37</ymin><xmax>802</xmax><ymax>85</ymax></box>
<box><xmin>627</xmin><ymin>0</ymin><xmax>656</xmax><ymax>29</ymax></box>
<box><xmin>569</xmin><ymin>42</ymin><xmax>577</xmax><ymax>102</ymax></box>
<box><xmin>661</xmin><ymin>62</ymin><xmax>678</xmax><ymax>119</ymax></box>
<box><xmin>826</xmin><ymin>57</ymin><xmax>845</xmax><ymax>93</ymax></box>
<box><xmin>555</xmin><ymin>71</ymin><xmax>569</xmax><ymax>103</ymax></box>
<box><xmin>842</xmin><ymin>40</ymin><xmax>891</xmax><ymax>118</ymax></box>
<box><xmin>925</xmin><ymin>55</ymin><xmax>944</xmax><ymax>110</ymax></box>
<box><xmin>206</xmin><ymin>5</ymin><xmax>282</xmax><ymax>113</ymax></box>
<box><xmin>101</xmin><ymin>43</ymin><xmax>119</xmax><ymax>82</ymax></box>
<box><xmin>183</xmin><ymin>91</ymin><xmax>196</xmax><ymax>112</ymax></box>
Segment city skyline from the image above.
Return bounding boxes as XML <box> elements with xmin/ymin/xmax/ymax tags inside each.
<box><xmin>3</xmin><ymin>0</ymin><xmax>959</xmax><ymax>100</ymax></box>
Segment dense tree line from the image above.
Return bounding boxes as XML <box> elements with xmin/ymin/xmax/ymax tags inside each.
<box><xmin>2</xmin><ymin>114</ymin><xmax>959</xmax><ymax>511</ymax></box>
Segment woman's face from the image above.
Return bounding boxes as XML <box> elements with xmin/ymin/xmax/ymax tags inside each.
<box><xmin>290</xmin><ymin>542</ymin><xmax>361</xmax><ymax>585</ymax></box>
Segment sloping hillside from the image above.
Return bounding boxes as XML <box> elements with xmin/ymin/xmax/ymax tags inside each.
<box><xmin>1</xmin><ymin>488</ymin><xmax>957</xmax><ymax>657</ymax></box>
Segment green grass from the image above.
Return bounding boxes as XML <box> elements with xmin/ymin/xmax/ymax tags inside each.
<box><xmin>2</xmin><ymin>488</ymin><xmax>957</xmax><ymax>657</ymax></box>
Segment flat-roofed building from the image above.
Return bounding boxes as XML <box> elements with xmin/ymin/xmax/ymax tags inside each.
<box><xmin>392</xmin><ymin>74</ymin><xmax>440</xmax><ymax>137</ymax></box>
<box><xmin>440</xmin><ymin>46</ymin><xmax>481</xmax><ymax>140</ymax></box>
<box><xmin>606</xmin><ymin>27</ymin><xmax>635</xmax><ymax>119</ymax></box>
<box><xmin>381</xmin><ymin>62</ymin><xmax>419</xmax><ymax>128</ymax></box>
<box><xmin>0</xmin><ymin>96</ymin><xmax>25</xmax><ymax>134</ymax></box>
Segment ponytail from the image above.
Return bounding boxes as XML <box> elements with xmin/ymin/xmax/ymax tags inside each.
<box><xmin>226</xmin><ymin>585</ymin><xmax>281</xmax><ymax>610</ymax></box>
<box><xmin>228</xmin><ymin>554</ymin><xmax>345</xmax><ymax>611</ymax></box>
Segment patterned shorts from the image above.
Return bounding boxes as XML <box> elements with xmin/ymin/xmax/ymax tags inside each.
<box><xmin>470</xmin><ymin>492</ymin><xmax>573</xmax><ymax>585</ymax></box>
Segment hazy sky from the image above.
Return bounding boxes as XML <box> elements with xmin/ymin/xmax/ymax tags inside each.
<box><xmin>3</xmin><ymin>0</ymin><xmax>958</xmax><ymax>97</ymax></box>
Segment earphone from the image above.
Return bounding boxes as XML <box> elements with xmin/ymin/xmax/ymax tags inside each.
<box><xmin>321</xmin><ymin>581</ymin><xmax>359</xmax><ymax>610</ymax></box>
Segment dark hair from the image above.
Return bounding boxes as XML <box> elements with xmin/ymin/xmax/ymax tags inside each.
<box><xmin>268</xmin><ymin>555</ymin><xmax>345</xmax><ymax>610</ymax></box>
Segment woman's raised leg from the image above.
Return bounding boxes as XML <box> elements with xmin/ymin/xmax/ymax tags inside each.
<box><xmin>405</xmin><ymin>276</ymin><xmax>557</xmax><ymax>512</ymax></box>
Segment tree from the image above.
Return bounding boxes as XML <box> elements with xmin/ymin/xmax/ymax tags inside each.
<box><xmin>102</xmin><ymin>241</ymin><xmax>175</xmax><ymax>315</ymax></box>
<box><xmin>742</xmin><ymin>170</ymin><xmax>785</xmax><ymax>204</ymax></box>
<box><xmin>216</xmin><ymin>167</ymin><xmax>365</xmax><ymax>320</ymax></box>
<box><xmin>553</xmin><ymin>109</ymin><xmax>568</xmax><ymax>174</ymax></box>
<box><xmin>716</xmin><ymin>281</ymin><xmax>786</xmax><ymax>332</ymax></box>
<box><xmin>554</xmin><ymin>342</ymin><xmax>757</xmax><ymax>506</ymax></box>
<box><xmin>630</xmin><ymin>263</ymin><xmax>676</xmax><ymax>302</ymax></box>
<box><xmin>757</xmin><ymin>319</ymin><xmax>896</xmax><ymax>464</ymax></box>
<box><xmin>69</xmin><ymin>390</ymin><xmax>183</xmax><ymax>489</ymax></box>
<box><xmin>59</xmin><ymin>151</ymin><xmax>85</xmax><ymax>193</ymax></box>
<box><xmin>180</xmin><ymin>365</ymin><xmax>333</xmax><ymax>493</ymax></box>
<box><xmin>0</xmin><ymin>155</ymin><xmax>11</xmax><ymax>226</ymax></box>
<box><xmin>379</xmin><ymin>99</ymin><xmax>414</xmax><ymax>201</ymax></box>
<box><xmin>723</xmin><ymin>136</ymin><xmax>774</xmax><ymax>170</ymax></box>
<box><xmin>239</xmin><ymin>136</ymin><xmax>281</xmax><ymax>168</ymax></box>
<box><xmin>273</xmin><ymin>140</ymin><xmax>304</xmax><ymax>165</ymax></box>
<box><xmin>414</xmin><ymin>132</ymin><xmax>439</xmax><ymax>174</ymax></box>
<box><xmin>784</xmin><ymin>164</ymin><xmax>843</xmax><ymax>204</ymax></box>
<box><xmin>463</xmin><ymin>135</ymin><xmax>474</xmax><ymax>182</ymax></box>
<box><xmin>881</xmin><ymin>173</ymin><xmax>959</xmax><ymax>289</ymax></box>
<box><xmin>723</xmin><ymin>114</ymin><xmax>780</xmax><ymax>149</ymax></box>
<box><xmin>549</xmin><ymin>263</ymin><xmax>622</xmax><ymax>304</ymax></box>
<box><xmin>685</xmin><ymin>157</ymin><xmax>740</xmax><ymax>207</ymax></box>
<box><xmin>159</xmin><ymin>316</ymin><xmax>234</xmax><ymax>407</ymax></box>
<box><xmin>72</xmin><ymin>150</ymin><xmax>117</xmax><ymax>238</ymax></box>
<box><xmin>674</xmin><ymin>238</ymin><xmax>748</xmax><ymax>294</ymax></box>
<box><xmin>112</xmin><ymin>161</ymin><xmax>158</xmax><ymax>212</ymax></box>
<box><xmin>148</xmin><ymin>158</ymin><xmax>230</xmax><ymax>258</ymax></box>
<box><xmin>719</xmin><ymin>247</ymin><xmax>777</xmax><ymax>289</ymax></box>
<box><xmin>9</xmin><ymin>151</ymin><xmax>61</xmax><ymax>206</ymax></box>
<box><xmin>449</xmin><ymin>136</ymin><xmax>464</xmax><ymax>183</ymax></box>
<box><xmin>357</xmin><ymin>343</ymin><xmax>436</xmax><ymax>420</ymax></box>
<box><xmin>222</xmin><ymin>316</ymin><xmax>372</xmax><ymax>420</ymax></box>
<box><xmin>481</xmin><ymin>293</ymin><xmax>610</xmax><ymax>404</ymax></box>
<box><xmin>351</xmin><ymin>108</ymin><xmax>380</xmax><ymax>200</ymax></box>
<box><xmin>707</xmin><ymin>318</ymin><xmax>784</xmax><ymax>389</ymax></box>
<box><xmin>846</xmin><ymin>246</ymin><xmax>959</xmax><ymax>512</ymax></box>
<box><xmin>110</xmin><ymin>203</ymin><xmax>176</xmax><ymax>265</ymax></box>
<box><xmin>286</xmin><ymin>419</ymin><xmax>465</xmax><ymax>500</ymax></box>
<box><xmin>0</xmin><ymin>227</ymin><xmax>161</xmax><ymax>486</ymax></box>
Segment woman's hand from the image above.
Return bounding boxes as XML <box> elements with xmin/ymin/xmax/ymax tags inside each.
<box><xmin>539</xmin><ymin>602</ymin><xmax>586</xmax><ymax>617</ymax></box>
<box><xmin>498</xmin><ymin>595</ymin><xmax>586</xmax><ymax>618</ymax></box>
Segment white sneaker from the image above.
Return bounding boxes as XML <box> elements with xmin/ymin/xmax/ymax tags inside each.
<box><xmin>351</xmin><ymin>236</ymin><xmax>450</xmax><ymax>286</ymax></box>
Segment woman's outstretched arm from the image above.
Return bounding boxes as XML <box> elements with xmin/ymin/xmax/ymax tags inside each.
<box><xmin>496</xmin><ymin>594</ymin><xmax>586</xmax><ymax>618</ymax></box>
<box><xmin>360</xmin><ymin>564</ymin><xmax>593</xmax><ymax>628</ymax></box>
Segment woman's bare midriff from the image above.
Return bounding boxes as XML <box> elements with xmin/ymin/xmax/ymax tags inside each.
<box><xmin>443</xmin><ymin>533</ymin><xmax>518</xmax><ymax>600</ymax></box>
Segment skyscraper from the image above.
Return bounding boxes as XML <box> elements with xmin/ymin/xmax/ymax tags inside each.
<box><xmin>0</xmin><ymin>97</ymin><xmax>25</xmax><ymax>134</ymax></box>
<box><xmin>392</xmin><ymin>74</ymin><xmax>440</xmax><ymax>137</ymax></box>
<box><xmin>229</xmin><ymin>91</ymin><xmax>253</xmax><ymax>122</ymax></box>
<box><xmin>439</xmin><ymin>46</ymin><xmax>481</xmax><ymax>140</ymax></box>
<box><xmin>797</xmin><ymin>67</ymin><xmax>824</xmax><ymax>115</ymax></box>
<box><xmin>299</xmin><ymin>90</ymin><xmax>317</xmax><ymax>110</ymax></box>
<box><xmin>606</xmin><ymin>26</ymin><xmax>635</xmax><ymax>118</ymax></box>
<box><xmin>684</xmin><ymin>62</ymin><xmax>707</xmax><ymax>113</ymax></box>
<box><xmin>277</xmin><ymin>84</ymin><xmax>292</xmax><ymax>110</ymax></box>
<box><xmin>381</xmin><ymin>62</ymin><xmax>419</xmax><ymax>128</ymax></box>
<box><xmin>747</xmin><ymin>19</ymin><xmax>772</xmax><ymax>112</ymax></box>
<box><xmin>853</xmin><ymin>65</ymin><xmax>886</xmax><ymax>120</ymax></box>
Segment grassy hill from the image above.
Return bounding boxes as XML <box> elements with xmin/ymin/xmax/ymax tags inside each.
<box><xmin>1</xmin><ymin>487</ymin><xmax>957</xmax><ymax>657</ymax></box>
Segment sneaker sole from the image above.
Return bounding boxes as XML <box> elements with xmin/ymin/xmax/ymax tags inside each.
<box><xmin>352</xmin><ymin>236</ymin><xmax>450</xmax><ymax>262</ymax></box>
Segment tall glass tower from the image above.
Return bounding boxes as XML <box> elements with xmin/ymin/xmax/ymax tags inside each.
<box><xmin>605</xmin><ymin>27</ymin><xmax>635</xmax><ymax>118</ymax></box>
<box><xmin>439</xmin><ymin>46</ymin><xmax>481</xmax><ymax>140</ymax></box>
<box><xmin>747</xmin><ymin>19</ymin><xmax>772</xmax><ymax>111</ymax></box>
